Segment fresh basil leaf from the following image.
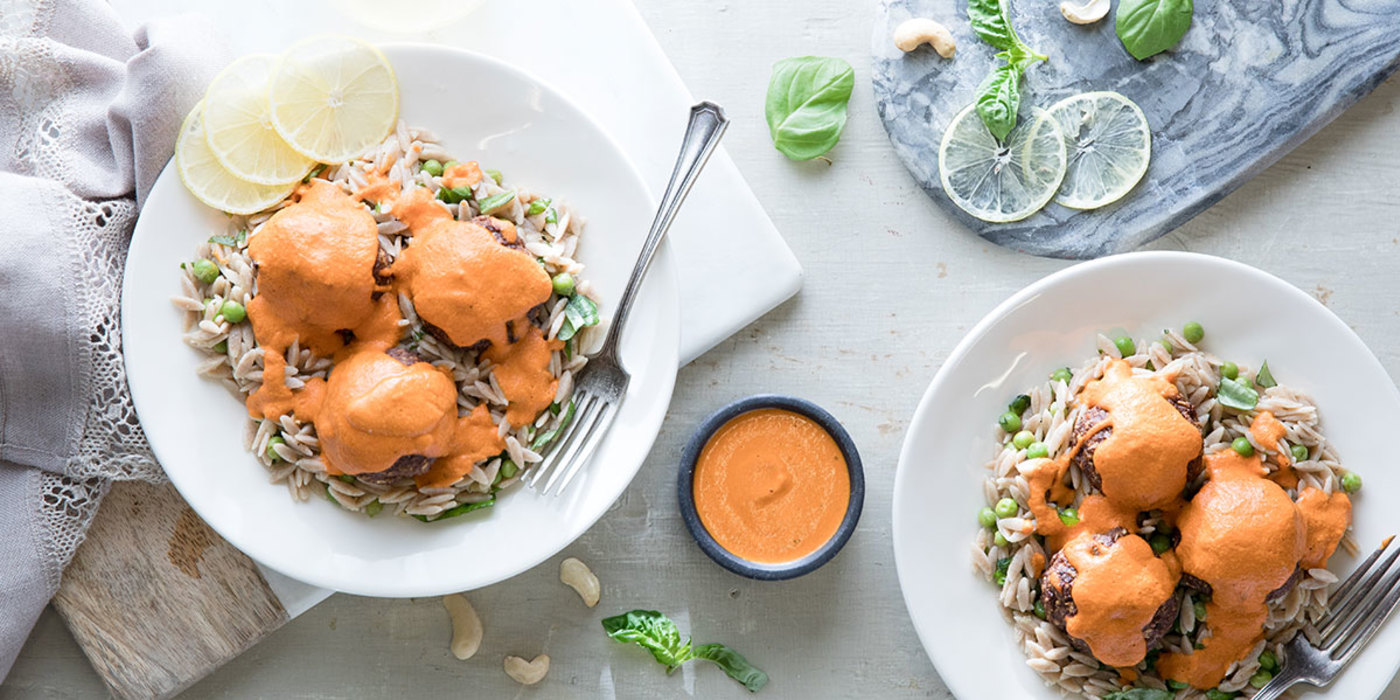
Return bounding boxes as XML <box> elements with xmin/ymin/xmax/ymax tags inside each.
<box><xmin>485</xmin><ymin>168</ymin><xmax>503</xmax><ymax>185</ymax></box>
<box><xmin>764</xmin><ymin>56</ymin><xmax>855</xmax><ymax>161</ymax></box>
<box><xmin>436</xmin><ymin>185</ymin><xmax>473</xmax><ymax>204</ymax></box>
<box><xmin>527</xmin><ymin>198</ymin><xmax>552</xmax><ymax>216</ymax></box>
<box><xmin>1256</xmin><ymin>360</ymin><xmax>1277</xmax><ymax>389</ymax></box>
<box><xmin>1103</xmin><ymin>689</ymin><xmax>1174</xmax><ymax>700</ymax></box>
<box><xmin>477</xmin><ymin>189</ymin><xmax>517</xmax><ymax>215</ymax></box>
<box><xmin>557</xmin><ymin>294</ymin><xmax>600</xmax><ymax>342</ymax></box>
<box><xmin>1115</xmin><ymin>0</ymin><xmax>1193</xmax><ymax>61</ymax></box>
<box><xmin>411</xmin><ymin>495</ymin><xmax>495</xmax><ymax>522</ymax></box>
<box><xmin>546</xmin><ymin>206</ymin><xmax>558</xmax><ymax>224</ymax></box>
<box><xmin>1217</xmin><ymin>376</ymin><xmax>1259</xmax><ymax>411</ymax></box>
<box><xmin>530</xmin><ymin>400</ymin><xmax>577</xmax><ymax>451</ymax></box>
<box><xmin>693</xmin><ymin>643</ymin><xmax>769</xmax><ymax>692</ymax></box>
<box><xmin>967</xmin><ymin>0</ymin><xmax>1017</xmax><ymax>51</ymax></box>
<box><xmin>602</xmin><ymin>610</ymin><xmax>693</xmax><ymax>671</ymax></box>
<box><xmin>994</xmin><ymin>556</ymin><xmax>1012</xmax><ymax>586</ymax></box>
<box><xmin>208</xmin><ymin>234</ymin><xmax>240</xmax><ymax>247</ymax></box>
<box><xmin>976</xmin><ymin>64</ymin><xmax>1021</xmax><ymax>142</ymax></box>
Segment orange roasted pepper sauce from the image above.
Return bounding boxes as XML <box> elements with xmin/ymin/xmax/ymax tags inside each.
<box><xmin>692</xmin><ymin>409</ymin><xmax>850</xmax><ymax>564</ymax></box>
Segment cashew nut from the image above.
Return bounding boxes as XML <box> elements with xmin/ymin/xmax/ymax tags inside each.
<box><xmin>442</xmin><ymin>594</ymin><xmax>483</xmax><ymax>661</ymax></box>
<box><xmin>1060</xmin><ymin>0</ymin><xmax>1109</xmax><ymax>25</ymax></box>
<box><xmin>893</xmin><ymin>18</ymin><xmax>956</xmax><ymax>58</ymax></box>
<box><xmin>559</xmin><ymin>557</ymin><xmax>600</xmax><ymax>608</ymax></box>
<box><xmin>504</xmin><ymin>654</ymin><xmax>550</xmax><ymax>685</ymax></box>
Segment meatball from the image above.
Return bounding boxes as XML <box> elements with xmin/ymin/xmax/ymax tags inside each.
<box><xmin>1040</xmin><ymin>528</ymin><xmax>1180</xmax><ymax>657</ymax></box>
<box><xmin>1070</xmin><ymin>396</ymin><xmax>1204</xmax><ymax>498</ymax></box>
<box><xmin>1179</xmin><ymin>566</ymin><xmax>1302</xmax><ymax>606</ymax></box>
<box><xmin>356</xmin><ymin>454</ymin><xmax>433</xmax><ymax>484</ymax></box>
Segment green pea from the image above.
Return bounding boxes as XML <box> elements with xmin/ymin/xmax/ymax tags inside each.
<box><xmin>551</xmin><ymin>272</ymin><xmax>576</xmax><ymax>296</ymax></box>
<box><xmin>1249</xmin><ymin>669</ymin><xmax>1272</xmax><ymax>689</ymax></box>
<box><xmin>1058</xmin><ymin>507</ymin><xmax>1080</xmax><ymax>526</ymax></box>
<box><xmin>220</xmin><ymin>300</ymin><xmax>246</xmax><ymax>323</ymax></box>
<box><xmin>1194</xmin><ymin>599</ymin><xmax>1208</xmax><ymax>621</ymax></box>
<box><xmin>1012</xmin><ymin>431</ymin><xmax>1035</xmax><ymax>450</ymax></box>
<box><xmin>364</xmin><ymin>500</ymin><xmax>384</xmax><ymax>517</ymax></box>
<box><xmin>421</xmin><ymin>159</ymin><xmax>444</xmax><ymax>176</ymax></box>
<box><xmin>1160</xmin><ymin>337</ymin><xmax>1174</xmax><ymax>353</ymax></box>
<box><xmin>1221</xmin><ymin>361</ymin><xmax>1239</xmax><ymax>380</ymax></box>
<box><xmin>994</xmin><ymin>497</ymin><xmax>1017</xmax><ymax>518</ymax></box>
<box><xmin>1290</xmin><ymin>445</ymin><xmax>1309</xmax><ymax>463</ymax></box>
<box><xmin>190</xmin><ymin>258</ymin><xmax>220</xmax><ymax>284</ymax></box>
<box><xmin>1206</xmin><ymin>688</ymin><xmax>1238</xmax><ymax>700</ymax></box>
<box><xmin>1050</xmin><ymin>367</ymin><xmax>1073</xmax><ymax>384</ymax></box>
<box><xmin>212</xmin><ymin>340</ymin><xmax>228</xmax><ymax>354</ymax></box>
<box><xmin>1026</xmin><ymin>442</ymin><xmax>1049</xmax><ymax>459</ymax></box>
<box><xmin>1009</xmin><ymin>394</ymin><xmax>1031</xmax><ymax>415</ymax></box>
<box><xmin>442</xmin><ymin>160</ymin><xmax>460</xmax><ymax>171</ymax></box>
<box><xmin>1342</xmin><ymin>471</ymin><xmax>1362</xmax><ymax>494</ymax></box>
<box><xmin>265</xmin><ymin>436</ymin><xmax>285</xmax><ymax>462</ymax></box>
<box><xmin>993</xmin><ymin>531</ymin><xmax>1010</xmax><ymax>548</ymax></box>
<box><xmin>1034</xmin><ymin>599</ymin><xmax>1046</xmax><ymax>619</ymax></box>
<box><xmin>1258</xmin><ymin>650</ymin><xmax>1278</xmax><ymax>672</ymax></box>
<box><xmin>977</xmin><ymin>507</ymin><xmax>997</xmax><ymax>529</ymax></box>
<box><xmin>500</xmin><ymin>459</ymin><xmax>519</xmax><ymax>479</ymax></box>
<box><xmin>1114</xmin><ymin>335</ymin><xmax>1136</xmax><ymax>357</ymax></box>
<box><xmin>1232</xmin><ymin>436</ymin><xmax>1255</xmax><ymax>457</ymax></box>
<box><xmin>1149</xmin><ymin>532</ymin><xmax>1171</xmax><ymax>555</ymax></box>
<box><xmin>1183</xmin><ymin>321</ymin><xmax>1205</xmax><ymax>344</ymax></box>
<box><xmin>998</xmin><ymin>412</ymin><xmax>1022</xmax><ymax>434</ymax></box>
<box><xmin>1166</xmin><ymin>679</ymin><xmax>1189</xmax><ymax>691</ymax></box>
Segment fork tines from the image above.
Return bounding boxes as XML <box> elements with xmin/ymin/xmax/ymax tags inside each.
<box><xmin>1315</xmin><ymin>535</ymin><xmax>1400</xmax><ymax>662</ymax></box>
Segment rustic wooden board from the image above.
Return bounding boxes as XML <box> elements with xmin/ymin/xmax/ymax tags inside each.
<box><xmin>51</xmin><ymin>481</ymin><xmax>288</xmax><ymax>700</ymax></box>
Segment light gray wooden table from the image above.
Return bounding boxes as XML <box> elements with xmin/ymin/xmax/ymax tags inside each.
<box><xmin>5</xmin><ymin>1</ymin><xmax>1400</xmax><ymax>698</ymax></box>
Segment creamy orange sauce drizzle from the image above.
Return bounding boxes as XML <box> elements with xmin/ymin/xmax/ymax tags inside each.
<box><xmin>389</xmin><ymin>187</ymin><xmax>552</xmax><ymax>348</ymax></box>
<box><xmin>1250</xmin><ymin>411</ymin><xmax>1287</xmax><ymax>457</ymax></box>
<box><xmin>1296</xmin><ymin>487</ymin><xmax>1352</xmax><ymax>569</ymax></box>
<box><xmin>693</xmin><ymin>409</ymin><xmax>850</xmax><ymax>564</ymax></box>
<box><xmin>1078</xmin><ymin>360</ymin><xmax>1202</xmax><ymax>510</ymax></box>
<box><xmin>241</xmin><ymin>179</ymin><xmax>567</xmax><ymax>482</ymax></box>
<box><xmin>1058</xmin><ymin>532</ymin><xmax>1180</xmax><ymax>668</ymax></box>
<box><xmin>441</xmin><ymin>160</ymin><xmax>483</xmax><ymax>189</ymax></box>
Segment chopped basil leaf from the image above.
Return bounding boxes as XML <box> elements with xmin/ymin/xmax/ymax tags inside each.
<box><xmin>1103</xmin><ymin>690</ymin><xmax>1174</xmax><ymax>700</ymax></box>
<box><xmin>602</xmin><ymin>610</ymin><xmax>768</xmax><ymax>692</ymax></box>
<box><xmin>477</xmin><ymin>189</ymin><xmax>517</xmax><ymax>215</ymax></box>
<box><xmin>557</xmin><ymin>294</ymin><xmax>600</xmax><ymax>342</ymax></box>
<box><xmin>527</xmin><ymin>198</ymin><xmax>552</xmax><ymax>216</ymax></box>
<box><xmin>531</xmin><ymin>400</ymin><xmax>577</xmax><ymax>451</ymax></box>
<box><xmin>485</xmin><ymin>168</ymin><xmax>503</xmax><ymax>185</ymax></box>
<box><xmin>1217</xmin><ymin>376</ymin><xmax>1259</xmax><ymax>411</ymax></box>
<box><xmin>546</xmin><ymin>206</ymin><xmax>559</xmax><ymax>224</ymax></box>
<box><xmin>411</xmin><ymin>495</ymin><xmax>495</xmax><ymax>522</ymax></box>
<box><xmin>994</xmin><ymin>557</ymin><xmax>1011</xmax><ymax>586</ymax></box>
<box><xmin>1256</xmin><ymin>360</ymin><xmax>1277</xmax><ymax>389</ymax></box>
<box><xmin>436</xmin><ymin>185</ymin><xmax>473</xmax><ymax>204</ymax></box>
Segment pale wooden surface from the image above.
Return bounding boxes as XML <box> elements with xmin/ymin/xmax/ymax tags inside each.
<box><xmin>50</xmin><ymin>482</ymin><xmax>288</xmax><ymax>700</ymax></box>
<box><xmin>6</xmin><ymin>0</ymin><xmax>1400</xmax><ymax>697</ymax></box>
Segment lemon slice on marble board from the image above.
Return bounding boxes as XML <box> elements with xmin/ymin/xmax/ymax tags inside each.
<box><xmin>202</xmin><ymin>54</ymin><xmax>316</xmax><ymax>186</ymax></box>
<box><xmin>176</xmin><ymin>102</ymin><xmax>297</xmax><ymax>215</ymax></box>
<box><xmin>268</xmin><ymin>36</ymin><xmax>398</xmax><ymax>164</ymax></box>
<box><xmin>1046</xmin><ymin>91</ymin><xmax>1151</xmax><ymax>210</ymax></box>
<box><xmin>938</xmin><ymin>104</ymin><xmax>1067</xmax><ymax>224</ymax></box>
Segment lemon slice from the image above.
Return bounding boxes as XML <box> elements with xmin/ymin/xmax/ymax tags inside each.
<box><xmin>202</xmin><ymin>54</ymin><xmax>316</xmax><ymax>185</ymax></box>
<box><xmin>939</xmin><ymin>104</ymin><xmax>1067</xmax><ymax>223</ymax></box>
<box><xmin>177</xmin><ymin>102</ymin><xmax>296</xmax><ymax>215</ymax></box>
<box><xmin>268</xmin><ymin>36</ymin><xmax>398</xmax><ymax>163</ymax></box>
<box><xmin>1047</xmin><ymin>91</ymin><xmax>1151</xmax><ymax>210</ymax></box>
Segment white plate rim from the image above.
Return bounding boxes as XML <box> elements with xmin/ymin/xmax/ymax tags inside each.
<box><xmin>892</xmin><ymin>250</ymin><xmax>1400</xmax><ymax>699</ymax></box>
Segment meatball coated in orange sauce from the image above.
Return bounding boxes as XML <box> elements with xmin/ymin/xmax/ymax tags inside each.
<box><xmin>1024</xmin><ymin>359</ymin><xmax>1351</xmax><ymax>688</ymax></box>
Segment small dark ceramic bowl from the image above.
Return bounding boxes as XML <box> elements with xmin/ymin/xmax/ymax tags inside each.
<box><xmin>677</xmin><ymin>394</ymin><xmax>864</xmax><ymax>581</ymax></box>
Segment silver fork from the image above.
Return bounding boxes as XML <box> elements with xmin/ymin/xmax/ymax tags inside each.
<box><xmin>524</xmin><ymin>101</ymin><xmax>729</xmax><ymax>496</ymax></box>
<box><xmin>1253</xmin><ymin>536</ymin><xmax>1400</xmax><ymax>700</ymax></box>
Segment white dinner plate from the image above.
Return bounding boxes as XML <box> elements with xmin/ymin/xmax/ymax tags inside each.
<box><xmin>122</xmin><ymin>44</ymin><xmax>679</xmax><ymax>597</ymax></box>
<box><xmin>893</xmin><ymin>252</ymin><xmax>1400</xmax><ymax>699</ymax></box>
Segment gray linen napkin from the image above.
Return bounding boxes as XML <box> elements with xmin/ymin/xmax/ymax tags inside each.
<box><xmin>0</xmin><ymin>0</ymin><xmax>225</xmax><ymax>679</ymax></box>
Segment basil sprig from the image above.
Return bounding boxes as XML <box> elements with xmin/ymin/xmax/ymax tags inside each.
<box><xmin>1217</xmin><ymin>376</ymin><xmax>1259</xmax><ymax>412</ymax></box>
<box><xmin>1103</xmin><ymin>689</ymin><xmax>1174</xmax><ymax>700</ymax></box>
<box><xmin>764</xmin><ymin>56</ymin><xmax>855</xmax><ymax>161</ymax></box>
<box><xmin>967</xmin><ymin>0</ymin><xmax>1047</xmax><ymax>141</ymax></box>
<box><xmin>602</xmin><ymin>610</ymin><xmax>768</xmax><ymax>692</ymax></box>
<box><xmin>1115</xmin><ymin>0</ymin><xmax>1193</xmax><ymax>60</ymax></box>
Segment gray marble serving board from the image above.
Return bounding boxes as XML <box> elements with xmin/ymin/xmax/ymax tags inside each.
<box><xmin>873</xmin><ymin>0</ymin><xmax>1400</xmax><ymax>259</ymax></box>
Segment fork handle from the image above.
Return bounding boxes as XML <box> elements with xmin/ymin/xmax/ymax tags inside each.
<box><xmin>595</xmin><ymin>102</ymin><xmax>729</xmax><ymax>360</ymax></box>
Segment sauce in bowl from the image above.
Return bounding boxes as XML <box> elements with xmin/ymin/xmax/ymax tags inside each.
<box><xmin>679</xmin><ymin>395</ymin><xmax>864</xmax><ymax>580</ymax></box>
<box><xmin>692</xmin><ymin>408</ymin><xmax>850</xmax><ymax>564</ymax></box>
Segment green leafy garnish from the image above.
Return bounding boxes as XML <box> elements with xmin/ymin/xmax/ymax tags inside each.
<box><xmin>436</xmin><ymin>185</ymin><xmax>473</xmax><ymax>204</ymax></box>
<box><xmin>411</xmin><ymin>495</ymin><xmax>495</xmax><ymax>522</ymax></box>
<box><xmin>994</xmin><ymin>557</ymin><xmax>1012</xmax><ymax>586</ymax></box>
<box><xmin>602</xmin><ymin>610</ymin><xmax>768</xmax><ymax>692</ymax></box>
<box><xmin>527</xmin><ymin>198</ymin><xmax>552</xmax><ymax>216</ymax></box>
<box><xmin>1115</xmin><ymin>0</ymin><xmax>1193</xmax><ymax>60</ymax></box>
<box><xmin>1103</xmin><ymin>689</ymin><xmax>1173</xmax><ymax>700</ymax></box>
<box><xmin>485</xmin><ymin>168</ymin><xmax>503</xmax><ymax>185</ymax></box>
<box><xmin>208</xmin><ymin>229</ymin><xmax>247</xmax><ymax>247</ymax></box>
<box><xmin>1256</xmin><ymin>361</ymin><xmax>1277</xmax><ymax>389</ymax></box>
<box><xmin>967</xmin><ymin>0</ymin><xmax>1047</xmax><ymax>141</ymax></box>
<box><xmin>557</xmin><ymin>294</ymin><xmax>600</xmax><ymax>342</ymax></box>
<box><xmin>763</xmin><ymin>56</ymin><xmax>855</xmax><ymax>161</ymax></box>
<box><xmin>477</xmin><ymin>189</ymin><xmax>517</xmax><ymax>215</ymax></box>
<box><xmin>530</xmin><ymin>400</ymin><xmax>577</xmax><ymax>451</ymax></box>
<box><xmin>1217</xmin><ymin>376</ymin><xmax>1259</xmax><ymax>411</ymax></box>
